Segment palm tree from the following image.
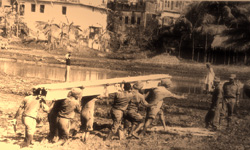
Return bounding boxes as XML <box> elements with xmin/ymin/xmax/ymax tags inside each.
<box><xmin>221</xmin><ymin>2</ymin><xmax>250</xmax><ymax>64</ymax></box>
<box><xmin>184</xmin><ymin>1</ymin><xmax>242</xmax><ymax>63</ymax></box>
<box><xmin>223</xmin><ymin>17</ymin><xmax>250</xmax><ymax>64</ymax></box>
<box><xmin>36</xmin><ymin>20</ymin><xmax>60</xmax><ymax>50</ymax></box>
<box><xmin>173</xmin><ymin>16</ymin><xmax>192</xmax><ymax>58</ymax></box>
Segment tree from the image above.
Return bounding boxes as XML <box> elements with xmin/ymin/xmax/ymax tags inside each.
<box><xmin>173</xmin><ymin>16</ymin><xmax>192</xmax><ymax>58</ymax></box>
<box><xmin>223</xmin><ymin>16</ymin><xmax>250</xmax><ymax>64</ymax></box>
<box><xmin>36</xmin><ymin>20</ymin><xmax>60</xmax><ymax>50</ymax></box>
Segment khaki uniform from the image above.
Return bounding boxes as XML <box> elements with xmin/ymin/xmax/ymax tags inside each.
<box><xmin>111</xmin><ymin>91</ymin><xmax>133</xmax><ymax>133</ymax></box>
<box><xmin>15</xmin><ymin>95</ymin><xmax>49</xmax><ymax>147</ymax></box>
<box><xmin>126</xmin><ymin>90</ymin><xmax>150</xmax><ymax>123</ymax></box>
<box><xmin>20</xmin><ymin>96</ymin><xmax>49</xmax><ymax>135</ymax></box>
<box><xmin>223</xmin><ymin>81</ymin><xmax>240</xmax><ymax>123</ymax></box>
<box><xmin>146</xmin><ymin>87</ymin><xmax>176</xmax><ymax>119</ymax></box>
<box><xmin>80</xmin><ymin>96</ymin><xmax>97</xmax><ymax>132</ymax></box>
<box><xmin>57</xmin><ymin>97</ymin><xmax>81</xmax><ymax>140</ymax></box>
<box><xmin>205</xmin><ymin>85</ymin><xmax>223</xmax><ymax>128</ymax></box>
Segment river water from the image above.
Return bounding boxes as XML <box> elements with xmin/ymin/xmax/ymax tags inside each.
<box><xmin>0</xmin><ymin>59</ymin><xmax>205</xmax><ymax>94</ymax></box>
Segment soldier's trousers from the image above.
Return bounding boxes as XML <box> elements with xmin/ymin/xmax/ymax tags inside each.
<box><xmin>57</xmin><ymin>116</ymin><xmax>71</xmax><ymax>141</ymax></box>
<box><xmin>223</xmin><ymin>98</ymin><xmax>236</xmax><ymax>123</ymax></box>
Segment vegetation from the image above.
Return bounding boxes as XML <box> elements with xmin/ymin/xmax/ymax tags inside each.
<box><xmin>161</xmin><ymin>1</ymin><xmax>250</xmax><ymax>65</ymax></box>
<box><xmin>2</xmin><ymin>1</ymin><xmax>250</xmax><ymax>65</ymax></box>
<box><xmin>105</xmin><ymin>1</ymin><xmax>250</xmax><ymax>65</ymax></box>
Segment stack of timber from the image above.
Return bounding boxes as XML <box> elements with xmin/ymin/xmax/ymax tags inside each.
<box><xmin>33</xmin><ymin>74</ymin><xmax>171</xmax><ymax>101</ymax></box>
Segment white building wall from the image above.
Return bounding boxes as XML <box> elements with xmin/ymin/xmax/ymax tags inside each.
<box><xmin>21</xmin><ymin>1</ymin><xmax>107</xmax><ymax>34</ymax></box>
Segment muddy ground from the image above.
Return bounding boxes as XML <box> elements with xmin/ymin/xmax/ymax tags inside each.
<box><xmin>0</xmin><ymin>46</ymin><xmax>250</xmax><ymax>150</ymax></box>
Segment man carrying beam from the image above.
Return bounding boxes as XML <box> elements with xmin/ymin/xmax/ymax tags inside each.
<box><xmin>105</xmin><ymin>82</ymin><xmax>133</xmax><ymax>140</ymax></box>
<box><xmin>126</xmin><ymin>81</ymin><xmax>156</xmax><ymax>139</ymax></box>
<box><xmin>13</xmin><ymin>89</ymin><xmax>52</xmax><ymax>148</ymax></box>
<box><xmin>56</xmin><ymin>88</ymin><xmax>82</xmax><ymax>145</ymax></box>
<box><xmin>141</xmin><ymin>79</ymin><xmax>186</xmax><ymax>135</ymax></box>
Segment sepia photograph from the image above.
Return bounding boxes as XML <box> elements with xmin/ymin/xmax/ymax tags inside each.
<box><xmin>0</xmin><ymin>0</ymin><xmax>249</xmax><ymax>149</ymax></box>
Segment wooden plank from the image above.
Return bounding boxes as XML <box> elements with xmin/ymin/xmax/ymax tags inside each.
<box><xmin>148</xmin><ymin>126</ymin><xmax>216</xmax><ymax>137</ymax></box>
<box><xmin>34</xmin><ymin>74</ymin><xmax>171</xmax><ymax>100</ymax></box>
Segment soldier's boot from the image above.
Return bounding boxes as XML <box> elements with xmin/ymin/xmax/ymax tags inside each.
<box><xmin>21</xmin><ymin>134</ymin><xmax>32</xmax><ymax>148</ymax></box>
<box><xmin>105</xmin><ymin>130</ymin><xmax>114</xmax><ymax>141</ymax></box>
<box><xmin>118</xmin><ymin>129</ymin><xmax>125</xmax><ymax>140</ymax></box>
<box><xmin>29</xmin><ymin>134</ymin><xmax>34</xmax><ymax>145</ymax></box>
<box><xmin>84</xmin><ymin>132</ymin><xmax>89</xmax><ymax>143</ymax></box>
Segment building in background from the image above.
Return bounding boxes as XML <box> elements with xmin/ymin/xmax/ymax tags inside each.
<box><xmin>107</xmin><ymin>0</ymin><xmax>157</xmax><ymax>32</ymax></box>
<box><xmin>160</xmin><ymin>0</ymin><xmax>190</xmax><ymax>26</ymax></box>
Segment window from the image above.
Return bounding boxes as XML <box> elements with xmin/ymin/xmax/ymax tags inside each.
<box><xmin>40</xmin><ymin>5</ymin><xmax>45</xmax><ymax>13</ymax></box>
<box><xmin>125</xmin><ymin>16</ymin><xmax>128</xmax><ymax>24</ymax></box>
<box><xmin>131</xmin><ymin>16</ymin><xmax>135</xmax><ymax>24</ymax></box>
<box><xmin>31</xmin><ymin>4</ymin><xmax>36</xmax><ymax>12</ymax></box>
<box><xmin>137</xmin><ymin>17</ymin><xmax>140</xmax><ymax>25</ymax></box>
<box><xmin>171</xmin><ymin>1</ymin><xmax>173</xmax><ymax>10</ymax></box>
<box><xmin>119</xmin><ymin>16</ymin><xmax>123</xmax><ymax>21</ymax></box>
<box><xmin>168</xmin><ymin>1</ymin><xmax>170</xmax><ymax>8</ymax></box>
<box><xmin>20</xmin><ymin>4</ymin><xmax>25</xmax><ymax>16</ymax></box>
<box><xmin>62</xmin><ymin>6</ymin><xmax>67</xmax><ymax>15</ymax></box>
<box><xmin>176</xmin><ymin>1</ymin><xmax>179</xmax><ymax>7</ymax></box>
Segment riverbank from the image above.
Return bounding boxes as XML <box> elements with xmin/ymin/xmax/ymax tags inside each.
<box><xmin>1</xmin><ymin>45</ymin><xmax>250</xmax><ymax>81</ymax></box>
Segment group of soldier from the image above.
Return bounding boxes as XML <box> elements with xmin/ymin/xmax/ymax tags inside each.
<box><xmin>205</xmin><ymin>73</ymin><xmax>240</xmax><ymax>131</ymax></box>
<box><xmin>12</xmin><ymin>78</ymin><xmax>186</xmax><ymax>148</ymax></box>
<box><xmin>11</xmin><ymin>70</ymin><xmax>240</xmax><ymax>148</ymax></box>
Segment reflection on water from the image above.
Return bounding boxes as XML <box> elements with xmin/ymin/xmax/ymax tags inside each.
<box><xmin>171</xmin><ymin>78</ymin><xmax>205</xmax><ymax>94</ymax></box>
<box><xmin>0</xmin><ymin>60</ymin><xmax>127</xmax><ymax>82</ymax></box>
<box><xmin>0</xmin><ymin>59</ymin><xmax>207</xmax><ymax>94</ymax></box>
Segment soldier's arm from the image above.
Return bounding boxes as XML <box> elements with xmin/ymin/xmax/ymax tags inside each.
<box><xmin>75</xmin><ymin>101</ymin><xmax>81</xmax><ymax>114</ymax></box>
<box><xmin>140</xmin><ymin>95</ymin><xmax>155</xmax><ymax>107</ymax></box>
<box><xmin>169</xmin><ymin>92</ymin><xmax>185</xmax><ymax>99</ymax></box>
<box><xmin>40</xmin><ymin>101</ymin><xmax>51</xmax><ymax>113</ymax></box>
<box><xmin>14</xmin><ymin>100</ymin><xmax>25</xmax><ymax>119</ymax></box>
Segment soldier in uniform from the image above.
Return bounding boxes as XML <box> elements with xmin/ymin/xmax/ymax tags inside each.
<box><xmin>141</xmin><ymin>79</ymin><xmax>185</xmax><ymax>135</ymax></box>
<box><xmin>105</xmin><ymin>83</ymin><xmax>133</xmax><ymax>140</ymax></box>
<box><xmin>126</xmin><ymin>81</ymin><xmax>155</xmax><ymax>138</ymax></box>
<box><xmin>205</xmin><ymin>77</ymin><xmax>223</xmax><ymax>130</ymax></box>
<box><xmin>56</xmin><ymin>88</ymin><xmax>82</xmax><ymax>144</ymax></box>
<box><xmin>14</xmin><ymin>89</ymin><xmax>52</xmax><ymax>148</ymax></box>
<box><xmin>222</xmin><ymin>74</ymin><xmax>240</xmax><ymax>127</ymax></box>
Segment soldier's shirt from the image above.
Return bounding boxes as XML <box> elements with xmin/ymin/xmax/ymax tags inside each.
<box><xmin>223</xmin><ymin>82</ymin><xmax>240</xmax><ymax>98</ymax></box>
<box><xmin>210</xmin><ymin>85</ymin><xmax>223</xmax><ymax>109</ymax></box>
<box><xmin>112</xmin><ymin>91</ymin><xmax>133</xmax><ymax>111</ymax></box>
<box><xmin>20</xmin><ymin>95</ymin><xmax>48</xmax><ymax>118</ymax></box>
<box><xmin>58</xmin><ymin>97</ymin><xmax>81</xmax><ymax>119</ymax></box>
<box><xmin>146</xmin><ymin>86</ymin><xmax>176</xmax><ymax>104</ymax></box>
<box><xmin>127</xmin><ymin>90</ymin><xmax>147</xmax><ymax>112</ymax></box>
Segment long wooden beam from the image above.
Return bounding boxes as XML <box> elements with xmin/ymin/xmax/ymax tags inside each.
<box><xmin>33</xmin><ymin>74</ymin><xmax>171</xmax><ymax>100</ymax></box>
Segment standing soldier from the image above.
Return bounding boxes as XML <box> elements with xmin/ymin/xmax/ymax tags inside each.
<box><xmin>204</xmin><ymin>63</ymin><xmax>215</xmax><ymax>94</ymax></box>
<box><xmin>222</xmin><ymin>74</ymin><xmax>240</xmax><ymax>128</ymax></box>
<box><xmin>205</xmin><ymin>77</ymin><xmax>223</xmax><ymax>130</ymax></box>
<box><xmin>13</xmin><ymin>89</ymin><xmax>52</xmax><ymax>148</ymax></box>
<box><xmin>142</xmin><ymin>79</ymin><xmax>185</xmax><ymax>135</ymax></box>
<box><xmin>56</xmin><ymin>88</ymin><xmax>82</xmax><ymax>145</ymax></box>
<box><xmin>105</xmin><ymin>83</ymin><xmax>133</xmax><ymax>140</ymax></box>
<box><xmin>126</xmin><ymin>81</ymin><xmax>155</xmax><ymax>139</ymax></box>
<box><xmin>65</xmin><ymin>51</ymin><xmax>71</xmax><ymax>82</ymax></box>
